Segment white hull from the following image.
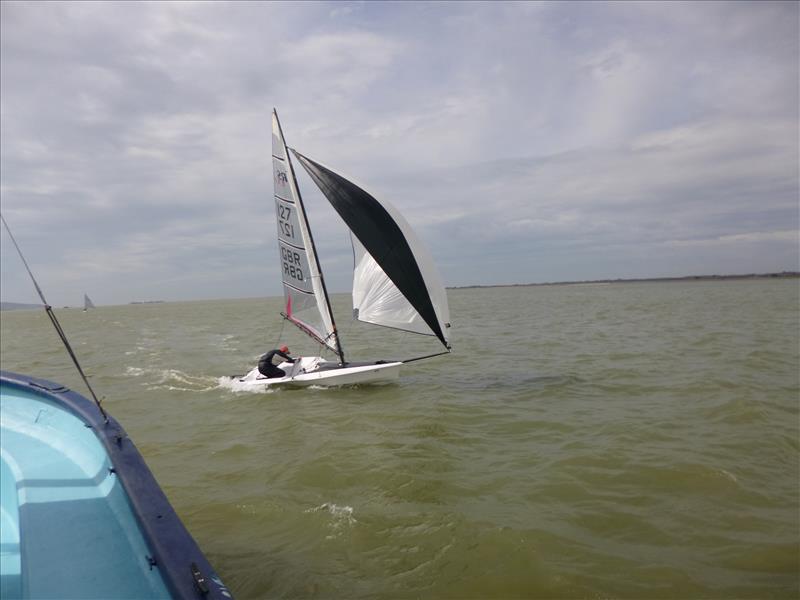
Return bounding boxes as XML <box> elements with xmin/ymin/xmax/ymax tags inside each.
<box><xmin>235</xmin><ymin>356</ymin><xmax>402</xmax><ymax>389</ymax></box>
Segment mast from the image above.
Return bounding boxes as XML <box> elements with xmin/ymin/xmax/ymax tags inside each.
<box><xmin>273</xmin><ymin>109</ymin><xmax>346</xmax><ymax>364</ymax></box>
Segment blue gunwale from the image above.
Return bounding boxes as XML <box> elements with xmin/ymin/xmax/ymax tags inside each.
<box><xmin>0</xmin><ymin>370</ymin><xmax>231</xmax><ymax>600</ymax></box>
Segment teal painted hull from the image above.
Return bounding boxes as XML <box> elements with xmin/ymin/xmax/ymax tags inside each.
<box><xmin>0</xmin><ymin>372</ymin><xmax>231</xmax><ymax>599</ymax></box>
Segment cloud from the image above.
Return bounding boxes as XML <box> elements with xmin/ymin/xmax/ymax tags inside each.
<box><xmin>1</xmin><ymin>1</ymin><xmax>797</xmax><ymax>305</ymax></box>
<box><xmin>666</xmin><ymin>230</ymin><xmax>799</xmax><ymax>248</ymax></box>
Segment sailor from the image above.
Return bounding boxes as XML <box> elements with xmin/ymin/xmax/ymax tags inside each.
<box><xmin>258</xmin><ymin>345</ymin><xmax>296</xmax><ymax>378</ymax></box>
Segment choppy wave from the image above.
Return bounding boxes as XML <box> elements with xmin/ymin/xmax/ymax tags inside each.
<box><xmin>125</xmin><ymin>366</ymin><xmax>220</xmax><ymax>392</ymax></box>
<box><xmin>2</xmin><ymin>282</ymin><xmax>798</xmax><ymax>599</ymax></box>
<box><xmin>217</xmin><ymin>374</ymin><xmax>277</xmax><ymax>394</ymax></box>
<box><xmin>305</xmin><ymin>502</ymin><xmax>357</xmax><ymax>538</ymax></box>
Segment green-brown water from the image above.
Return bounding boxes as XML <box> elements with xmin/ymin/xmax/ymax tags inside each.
<box><xmin>1</xmin><ymin>280</ymin><xmax>798</xmax><ymax>598</ymax></box>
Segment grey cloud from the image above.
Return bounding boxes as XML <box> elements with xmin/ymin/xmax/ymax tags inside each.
<box><xmin>1</xmin><ymin>1</ymin><xmax>797</xmax><ymax>306</ymax></box>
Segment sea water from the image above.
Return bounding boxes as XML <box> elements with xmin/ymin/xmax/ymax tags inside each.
<box><xmin>1</xmin><ymin>279</ymin><xmax>798</xmax><ymax>598</ymax></box>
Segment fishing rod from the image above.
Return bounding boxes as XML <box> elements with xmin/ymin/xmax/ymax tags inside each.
<box><xmin>1</xmin><ymin>213</ymin><xmax>108</xmax><ymax>423</ymax></box>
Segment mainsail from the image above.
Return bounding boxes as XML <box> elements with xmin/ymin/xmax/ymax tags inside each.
<box><xmin>83</xmin><ymin>294</ymin><xmax>95</xmax><ymax>310</ymax></box>
<box><xmin>271</xmin><ymin>111</ymin><xmax>342</xmax><ymax>360</ymax></box>
<box><xmin>292</xmin><ymin>151</ymin><xmax>451</xmax><ymax>350</ymax></box>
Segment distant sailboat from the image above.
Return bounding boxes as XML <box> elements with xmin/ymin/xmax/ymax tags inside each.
<box><xmin>236</xmin><ymin>109</ymin><xmax>451</xmax><ymax>388</ymax></box>
<box><xmin>83</xmin><ymin>294</ymin><xmax>95</xmax><ymax>312</ymax></box>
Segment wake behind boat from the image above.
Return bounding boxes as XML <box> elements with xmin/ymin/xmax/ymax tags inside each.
<box><xmin>236</xmin><ymin>110</ymin><xmax>451</xmax><ymax>389</ymax></box>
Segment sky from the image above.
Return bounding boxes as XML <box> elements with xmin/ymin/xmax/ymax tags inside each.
<box><xmin>1</xmin><ymin>1</ymin><xmax>798</xmax><ymax>307</ymax></box>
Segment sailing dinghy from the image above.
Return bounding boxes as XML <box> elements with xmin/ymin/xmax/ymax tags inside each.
<box><xmin>237</xmin><ymin>109</ymin><xmax>451</xmax><ymax>389</ymax></box>
<box><xmin>83</xmin><ymin>293</ymin><xmax>95</xmax><ymax>311</ymax></box>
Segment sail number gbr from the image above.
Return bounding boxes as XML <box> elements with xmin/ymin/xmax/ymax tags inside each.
<box><xmin>281</xmin><ymin>246</ymin><xmax>304</xmax><ymax>282</ymax></box>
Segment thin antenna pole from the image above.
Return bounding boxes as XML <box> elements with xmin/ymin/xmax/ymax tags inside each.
<box><xmin>1</xmin><ymin>213</ymin><xmax>108</xmax><ymax>423</ymax></box>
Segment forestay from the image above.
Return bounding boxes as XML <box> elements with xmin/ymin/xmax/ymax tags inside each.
<box><xmin>272</xmin><ymin>112</ymin><xmax>341</xmax><ymax>357</ymax></box>
<box><xmin>292</xmin><ymin>150</ymin><xmax>451</xmax><ymax>350</ymax></box>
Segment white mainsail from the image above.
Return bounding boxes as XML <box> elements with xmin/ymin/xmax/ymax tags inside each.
<box><xmin>83</xmin><ymin>294</ymin><xmax>95</xmax><ymax>310</ymax></box>
<box><xmin>271</xmin><ymin>111</ymin><xmax>341</xmax><ymax>358</ymax></box>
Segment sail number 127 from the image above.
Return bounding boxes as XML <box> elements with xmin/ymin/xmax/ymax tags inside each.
<box><xmin>278</xmin><ymin>204</ymin><xmax>295</xmax><ymax>239</ymax></box>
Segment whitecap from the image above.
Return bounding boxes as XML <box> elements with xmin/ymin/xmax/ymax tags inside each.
<box><xmin>127</xmin><ymin>366</ymin><xmax>219</xmax><ymax>391</ymax></box>
<box><xmin>306</xmin><ymin>502</ymin><xmax>357</xmax><ymax>528</ymax></box>
<box><xmin>217</xmin><ymin>376</ymin><xmax>277</xmax><ymax>394</ymax></box>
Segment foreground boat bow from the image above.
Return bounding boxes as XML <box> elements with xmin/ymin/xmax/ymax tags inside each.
<box><xmin>0</xmin><ymin>371</ymin><xmax>231</xmax><ymax>600</ymax></box>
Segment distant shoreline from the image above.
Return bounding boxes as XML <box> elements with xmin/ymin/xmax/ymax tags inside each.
<box><xmin>0</xmin><ymin>302</ymin><xmax>42</xmax><ymax>312</ymax></box>
<box><xmin>2</xmin><ymin>272</ymin><xmax>798</xmax><ymax>310</ymax></box>
<box><xmin>448</xmin><ymin>271</ymin><xmax>800</xmax><ymax>290</ymax></box>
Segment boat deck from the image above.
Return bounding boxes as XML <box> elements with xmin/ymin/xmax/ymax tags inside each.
<box><xmin>0</xmin><ymin>372</ymin><xmax>231</xmax><ymax>599</ymax></box>
<box><xmin>1</xmin><ymin>383</ymin><xmax>171</xmax><ymax>599</ymax></box>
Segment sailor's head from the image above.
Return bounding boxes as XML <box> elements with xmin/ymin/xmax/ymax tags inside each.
<box><xmin>280</xmin><ymin>345</ymin><xmax>290</xmax><ymax>354</ymax></box>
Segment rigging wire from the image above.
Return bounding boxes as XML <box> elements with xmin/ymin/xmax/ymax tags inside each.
<box><xmin>0</xmin><ymin>213</ymin><xmax>108</xmax><ymax>423</ymax></box>
<box><xmin>272</xmin><ymin>315</ymin><xmax>286</xmax><ymax>349</ymax></box>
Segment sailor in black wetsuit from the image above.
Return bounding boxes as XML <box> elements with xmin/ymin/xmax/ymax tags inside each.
<box><xmin>258</xmin><ymin>345</ymin><xmax>295</xmax><ymax>378</ymax></box>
